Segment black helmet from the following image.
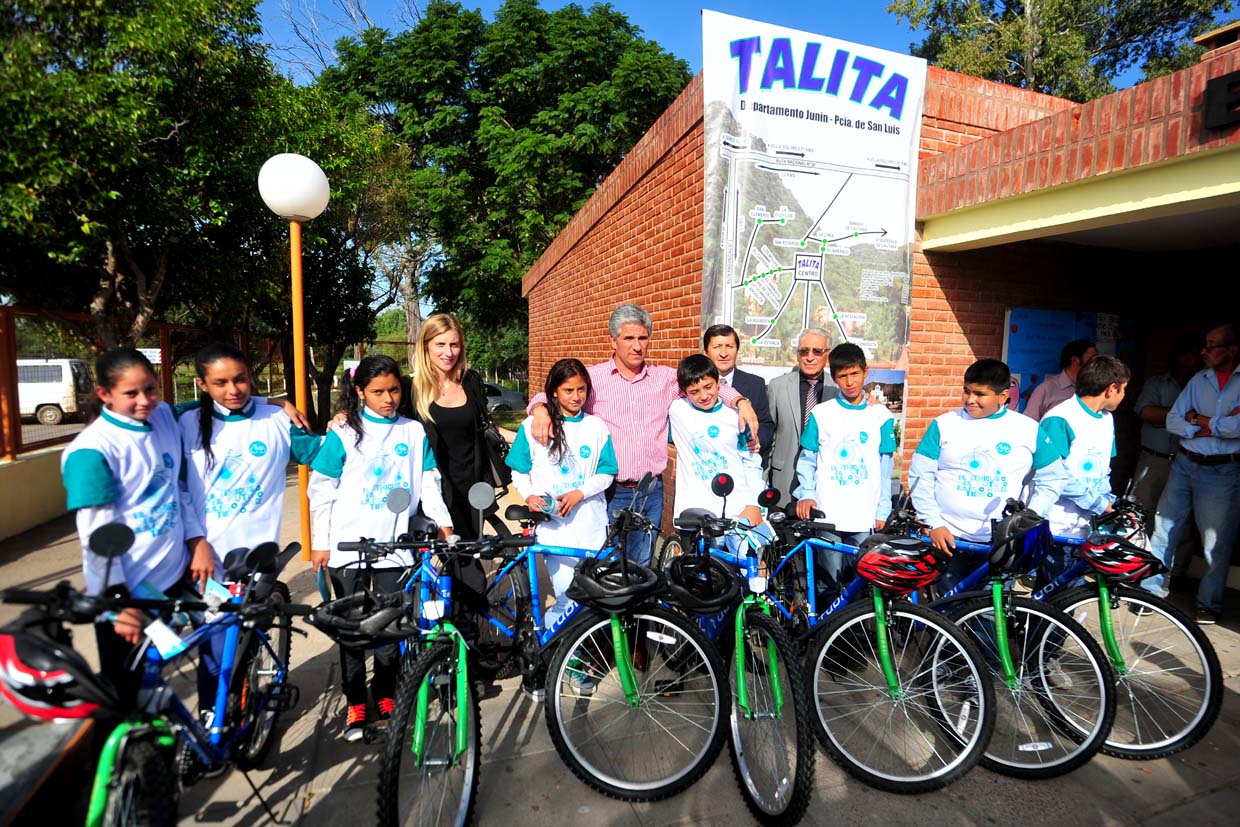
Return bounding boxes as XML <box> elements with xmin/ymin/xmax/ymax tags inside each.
<box><xmin>307</xmin><ymin>590</ymin><xmax>417</xmax><ymax>648</ymax></box>
<box><xmin>664</xmin><ymin>554</ymin><xmax>740</xmax><ymax>614</ymax></box>
<box><xmin>566</xmin><ymin>558</ymin><xmax>662</xmax><ymax>612</ymax></box>
<box><xmin>855</xmin><ymin>534</ymin><xmax>947</xmax><ymax>593</ymax></box>
<box><xmin>988</xmin><ymin>503</ymin><xmax>1051</xmax><ymax>573</ymax></box>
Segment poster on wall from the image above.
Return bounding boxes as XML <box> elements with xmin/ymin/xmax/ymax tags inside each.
<box><xmin>1002</xmin><ymin>307</ymin><xmax>1136</xmax><ymax>414</ymax></box>
<box><xmin>700</xmin><ymin>9</ymin><xmax>926</xmax><ymax>452</ymax></box>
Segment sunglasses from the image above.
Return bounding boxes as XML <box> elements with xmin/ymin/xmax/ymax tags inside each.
<box><xmin>797</xmin><ymin>347</ymin><xmax>827</xmax><ymax>357</ymax></box>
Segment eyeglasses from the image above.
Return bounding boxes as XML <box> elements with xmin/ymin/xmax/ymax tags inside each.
<box><xmin>1202</xmin><ymin>342</ymin><xmax>1233</xmax><ymax>351</ymax></box>
<box><xmin>797</xmin><ymin>347</ymin><xmax>827</xmax><ymax>357</ymax></box>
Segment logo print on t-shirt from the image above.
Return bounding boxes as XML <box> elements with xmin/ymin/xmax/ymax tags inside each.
<box><xmin>859</xmin><ymin>431</ymin><xmax>869</xmax><ymax>444</ymax></box>
<box><xmin>996</xmin><ymin>442</ymin><xmax>1011</xmax><ymax>455</ymax></box>
<box><xmin>956</xmin><ymin>449</ymin><xmax>1007</xmax><ymax>498</ymax></box>
<box><xmin>830</xmin><ymin>438</ymin><xmax>869</xmax><ymax>486</ymax></box>
<box><xmin>249</xmin><ymin>440</ymin><xmax>268</xmax><ymax>457</ymax></box>
<box><xmin>394</xmin><ymin>442</ymin><xmax>409</xmax><ymax>457</ymax></box>
<box><xmin>579</xmin><ymin>445</ymin><xmax>591</xmax><ymax>459</ymax></box>
<box><xmin>707</xmin><ymin>425</ymin><xmax>720</xmax><ymax>438</ymax></box>
<box><xmin>207</xmin><ymin>450</ymin><xmax>263</xmax><ymax>519</ymax></box>
<box><xmin>688</xmin><ymin>432</ymin><xmax>727</xmax><ymax>481</ymax></box>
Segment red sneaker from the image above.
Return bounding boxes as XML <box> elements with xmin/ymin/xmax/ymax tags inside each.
<box><xmin>377</xmin><ymin>696</ymin><xmax>396</xmax><ymax>723</ymax></box>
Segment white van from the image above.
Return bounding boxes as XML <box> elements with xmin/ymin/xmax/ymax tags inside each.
<box><xmin>17</xmin><ymin>358</ymin><xmax>93</xmax><ymax>425</ymax></box>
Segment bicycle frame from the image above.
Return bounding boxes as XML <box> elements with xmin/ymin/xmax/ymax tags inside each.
<box><xmin>765</xmin><ymin>534</ymin><xmax>866</xmax><ymax>632</ymax></box>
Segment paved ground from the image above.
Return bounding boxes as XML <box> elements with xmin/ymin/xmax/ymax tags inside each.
<box><xmin>1</xmin><ymin>473</ymin><xmax>1238</xmax><ymax>826</ymax></box>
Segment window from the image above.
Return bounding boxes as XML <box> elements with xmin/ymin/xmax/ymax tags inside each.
<box><xmin>18</xmin><ymin>365</ymin><xmax>63</xmax><ymax>383</ymax></box>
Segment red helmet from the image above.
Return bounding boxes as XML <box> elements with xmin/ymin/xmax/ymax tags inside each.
<box><xmin>856</xmin><ymin>535</ymin><xmax>947</xmax><ymax>593</ymax></box>
<box><xmin>0</xmin><ymin>631</ymin><xmax>113</xmax><ymax>720</ymax></box>
<box><xmin>1079</xmin><ymin>535</ymin><xmax>1166</xmax><ymax>584</ymax></box>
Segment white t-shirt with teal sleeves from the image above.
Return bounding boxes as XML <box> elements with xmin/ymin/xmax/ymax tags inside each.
<box><xmin>180</xmin><ymin>400</ymin><xmax>322</xmax><ymax>563</ymax></box>
<box><xmin>308</xmin><ymin>409</ymin><xmax>452</xmax><ymax>569</ymax></box>
<box><xmin>1028</xmin><ymin>396</ymin><xmax>1116</xmax><ymax>538</ymax></box>
<box><xmin>908</xmin><ymin>407</ymin><xmax>1057</xmax><ymax>542</ymax></box>
<box><xmin>61</xmin><ymin>403</ymin><xmax>190</xmax><ymax>595</ymax></box>
<box><xmin>505</xmin><ymin>412</ymin><xmax>617</xmax><ymax>549</ymax></box>
<box><xmin>794</xmin><ymin>397</ymin><xmax>896</xmax><ymax>532</ymax></box>
<box><xmin>668</xmin><ymin>398</ymin><xmax>763</xmax><ymax>519</ymax></box>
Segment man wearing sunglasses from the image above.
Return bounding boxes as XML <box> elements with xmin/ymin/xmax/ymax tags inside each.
<box><xmin>768</xmin><ymin>329</ymin><xmax>837</xmax><ymax>506</ymax></box>
<box><xmin>1143</xmin><ymin>322</ymin><xmax>1240</xmax><ymax>625</ymax></box>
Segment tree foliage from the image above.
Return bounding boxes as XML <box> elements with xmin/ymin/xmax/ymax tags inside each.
<box><xmin>320</xmin><ymin>0</ymin><xmax>692</xmax><ymax>327</ymax></box>
<box><xmin>888</xmin><ymin>0</ymin><xmax>1234</xmax><ymax>102</ymax></box>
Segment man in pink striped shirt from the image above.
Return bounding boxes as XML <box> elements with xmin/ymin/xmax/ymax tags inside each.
<box><xmin>528</xmin><ymin>304</ymin><xmax>759</xmax><ymax>565</ymax></box>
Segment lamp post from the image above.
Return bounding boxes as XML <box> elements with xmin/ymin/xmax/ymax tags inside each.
<box><xmin>258</xmin><ymin>154</ymin><xmax>330</xmax><ymax>559</ymax></box>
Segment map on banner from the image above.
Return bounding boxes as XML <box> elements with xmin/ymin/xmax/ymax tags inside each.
<box><xmin>701</xmin><ymin>11</ymin><xmax>927</xmax><ymax>382</ymax></box>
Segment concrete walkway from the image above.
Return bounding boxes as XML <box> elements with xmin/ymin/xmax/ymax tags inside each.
<box><xmin>1</xmin><ymin>474</ymin><xmax>1238</xmax><ymax>826</ymax></box>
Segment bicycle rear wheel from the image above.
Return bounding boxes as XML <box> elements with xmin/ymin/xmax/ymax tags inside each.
<box><xmin>1051</xmin><ymin>586</ymin><xmax>1221</xmax><ymax>759</ymax></box>
<box><xmin>727</xmin><ymin>608</ymin><xmax>814</xmax><ymax>825</ymax></box>
<box><xmin>545</xmin><ymin>606</ymin><xmax>726</xmax><ymax>800</ymax></box>
<box><xmin>947</xmin><ymin>595</ymin><xmax>1115</xmax><ymax>778</ymax></box>
<box><xmin>806</xmin><ymin>599</ymin><xmax>994</xmax><ymax>793</ymax></box>
<box><xmin>376</xmin><ymin>640</ymin><xmax>480</xmax><ymax>827</ymax></box>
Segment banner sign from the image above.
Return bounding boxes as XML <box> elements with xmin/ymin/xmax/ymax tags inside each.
<box><xmin>701</xmin><ymin>10</ymin><xmax>926</xmax><ymax>390</ymax></box>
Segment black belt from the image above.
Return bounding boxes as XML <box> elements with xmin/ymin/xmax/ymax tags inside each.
<box><xmin>615</xmin><ymin>479</ymin><xmax>641</xmax><ymax>488</ymax></box>
<box><xmin>1141</xmin><ymin>447</ymin><xmax>1175</xmax><ymax>460</ymax></box>
<box><xmin>1182</xmin><ymin>450</ymin><xmax>1240</xmax><ymax>466</ymax></box>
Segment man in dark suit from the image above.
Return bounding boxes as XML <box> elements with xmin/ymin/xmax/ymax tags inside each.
<box><xmin>767</xmin><ymin>329</ymin><xmax>837</xmax><ymax>506</ymax></box>
<box><xmin>704</xmin><ymin>324</ymin><xmax>775</xmax><ymax>467</ymax></box>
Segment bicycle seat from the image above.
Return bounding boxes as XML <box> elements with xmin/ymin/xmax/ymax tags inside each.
<box><xmin>505</xmin><ymin>504</ymin><xmax>551</xmax><ymax>523</ymax></box>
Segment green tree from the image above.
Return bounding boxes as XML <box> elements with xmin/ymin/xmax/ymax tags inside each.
<box><xmin>321</xmin><ymin>0</ymin><xmax>692</xmax><ymax>327</ymax></box>
<box><xmin>888</xmin><ymin>0</ymin><xmax>1234</xmax><ymax>102</ymax></box>
<box><xmin>0</xmin><ymin>0</ymin><xmax>275</xmax><ymax>345</ymax></box>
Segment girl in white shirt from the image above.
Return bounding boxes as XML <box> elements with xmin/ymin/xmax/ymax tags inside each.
<box><xmin>308</xmin><ymin>355</ymin><xmax>453</xmax><ymax>741</ymax></box>
<box><xmin>506</xmin><ymin>359</ymin><xmax>618</xmax><ymax>626</ymax></box>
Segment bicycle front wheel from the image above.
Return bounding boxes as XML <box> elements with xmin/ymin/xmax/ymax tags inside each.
<box><xmin>1052</xmin><ymin>586</ymin><xmax>1222</xmax><ymax>759</ymax></box>
<box><xmin>102</xmin><ymin>734</ymin><xmax>179</xmax><ymax>827</ymax></box>
<box><xmin>545</xmin><ymin>606</ymin><xmax>726</xmax><ymax>800</ymax></box>
<box><xmin>948</xmin><ymin>595</ymin><xmax>1115</xmax><ymax>778</ymax></box>
<box><xmin>806</xmin><ymin>599</ymin><xmax>994</xmax><ymax>793</ymax></box>
<box><xmin>377</xmin><ymin>640</ymin><xmax>481</xmax><ymax>827</ymax></box>
<box><xmin>727</xmin><ymin>608</ymin><xmax>815</xmax><ymax>825</ymax></box>
<box><xmin>235</xmin><ymin>581</ymin><xmax>293</xmax><ymax>770</ymax></box>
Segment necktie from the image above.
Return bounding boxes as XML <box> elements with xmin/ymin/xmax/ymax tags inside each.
<box><xmin>803</xmin><ymin>378</ymin><xmax>818</xmax><ymax>431</ymax></box>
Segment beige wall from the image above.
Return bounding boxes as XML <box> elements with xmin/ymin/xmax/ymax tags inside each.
<box><xmin>0</xmin><ymin>447</ymin><xmax>67</xmax><ymax>542</ymax></box>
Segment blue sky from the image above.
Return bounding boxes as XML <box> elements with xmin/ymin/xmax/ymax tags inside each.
<box><xmin>258</xmin><ymin>2</ymin><xmax>926</xmax><ymax>79</ymax></box>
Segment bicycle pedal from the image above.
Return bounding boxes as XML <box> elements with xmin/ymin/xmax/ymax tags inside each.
<box><xmin>269</xmin><ymin>683</ymin><xmax>300</xmax><ymax>711</ymax></box>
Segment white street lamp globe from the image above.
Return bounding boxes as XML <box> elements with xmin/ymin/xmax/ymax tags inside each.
<box><xmin>258</xmin><ymin>154</ymin><xmax>330</xmax><ymax>221</ymax></box>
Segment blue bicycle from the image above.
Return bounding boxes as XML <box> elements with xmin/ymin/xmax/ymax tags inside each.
<box><xmin>497</xmin><ymin>474</ymin><xmax>727</xmax><ymax>801</ymax></box>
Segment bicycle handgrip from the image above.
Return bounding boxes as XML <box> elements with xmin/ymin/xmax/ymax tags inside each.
<box><xmin>501</xmin><ymin>536</ymin><xmax>535</xmax><ymax>549</ymax></box>
<box><xmin>0</xmin><ymin>588</ymin><xmax>59</xmax><ymax>605</ymax></box>
<box><xmin>336</xmin><ymin>541</ymin><xmax>370</xmax><ymax>552</ymax></box>
<box><xmin>283</xmin><ymin>603</ymin><xmax>315</xmax><ymax>617</ymax></box>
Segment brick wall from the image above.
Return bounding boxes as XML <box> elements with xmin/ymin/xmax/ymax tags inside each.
<box><xmin>920</xmin><ymin>46</ymin><xmax>1240</xmax><ymax>216</ymax></box>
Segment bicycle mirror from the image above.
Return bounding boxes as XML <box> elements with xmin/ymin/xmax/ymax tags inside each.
<box><xmin>710</xmin><ymin>474</ymin><xmax>734</xmax><ymax>498</ymax></box>
<box><xmin>467</xmin><ymin>482</ymin><xmax>495</xmax><ymax>511</ymax></box>
<box><xmin>384</xmin><ymin>487</ymin><xmax>412</xmax><ymax>514</ymax></box>
<box><xmin>758</xmin><ymin>488</ymin><xmax>779</xmax><ymax>509</ymax></box>
<box><xmin>88</xmin><ymin>523</ymin><xmax>135</xmax><ymax>559</ymax></box>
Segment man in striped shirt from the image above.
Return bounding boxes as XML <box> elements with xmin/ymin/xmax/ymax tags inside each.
<box><xmin>528</xmin><ymin>304</ymin><xmax>759</xmax><ymax>566</ymax></box>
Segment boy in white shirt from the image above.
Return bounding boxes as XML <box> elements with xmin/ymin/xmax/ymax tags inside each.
<box><xmin>1029</xmin><ymin>355</ymin><xmax>1130</xmax><ymax>588</ymax></box>
<box><xmin>668</xmin><ymin>356</ymin><xmax>765</xmax><ymax>529</ymax></box>
<box><xmin>909</xmin><ymin>359</ymin><xmax>1061</xmax><ymax>591</ymax></box>
<box><xmin>794</xmin><ymin>343</ymin><xmax>896</xmax><ymax>588</ymax></box>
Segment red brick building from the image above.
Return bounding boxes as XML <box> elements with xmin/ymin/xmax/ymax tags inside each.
<box><xmin>522</xmin><ymin>29</ymin><xmax>1240</xmax><ymax>534</ymax></box>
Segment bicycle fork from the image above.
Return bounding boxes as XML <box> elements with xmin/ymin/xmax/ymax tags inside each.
<box><xmin>1093</xmin><ymin>580</ymin><xmax>1130</xmax><ymax>677</ymax></box>
<box><xmin>86</xmin><ymin>718</ymin><xmax>176</xmax><ymax>827</ymax></box>
<box><xmin>872</xmin><ymin>591</ymin><xmax>904</xmax><ymax>700</ymax></box>
<box><xmin>733</xmin><ymin>596</ymin><xmax>784</xmax><ymax>719</ymax></box>
<box><xmin>410</xmin><ymin>622</ymin><xmax>471</xmax><ymax>768</ymax></box>
<box><xmin>990</xmin><ymin>580</ymin><xmax>1021</xmax><ymax>691</ymax></box>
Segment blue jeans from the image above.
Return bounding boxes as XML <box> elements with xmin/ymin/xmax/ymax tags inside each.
<box><xmin>1143</xmin><ymin>455</ymin><xmax>1240</xmax><ymax>614</ymax></box>
<box><xmin>607</xmin><ymin>476</ymin><xmax>664</xmax><ymax>568</ymax></box>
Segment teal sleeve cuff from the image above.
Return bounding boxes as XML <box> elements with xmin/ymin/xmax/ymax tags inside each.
<box><xmin>505</xmin><ymin>425</ymin><xmax>533</xmax><ymax>473</ymax></box>
<box><xmin>1039</xmin><ymin>416</ymin><xmax>1074</xmax><ymax>460</ymax></box>
<box><xmin>799</xmin><ymin>415</ymin><xmax>819</xmax><ymax>453</ymax></box>
<box><xmin>289</xmin><ymin>425</ymin><xmax>323</xmax><ymax>465</ymax></box>
<box><xmin>422</xmin><ymin>435</ymin><xmax>437</xmax><ymax>471</ymax></box>
<box><xmin>63</xmin><ymin>449</ymin><xmax>119</xmax><ymax>510</ymax></box>
<box><xmin>309</xmin><ymin>430</ymin><xmax>346</xmax><ymax>479</ymax></box>
<box><xmin>879</xmin><ymin>417</ymin><xmax>897</xmax><ymax>453</ymax></box>
<box><xmin>914</xmin><ymin>420</ymin><xmax>941</xmax><ymax>460</ymax></box>
<box><xmin>597</xmin><ymin>436</ymin><xmax>619</xmax><ymax>476</ymax></box>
